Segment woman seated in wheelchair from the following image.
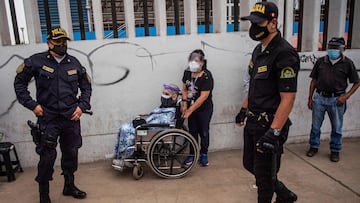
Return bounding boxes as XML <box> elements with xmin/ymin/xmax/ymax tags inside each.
<box><xmin>112</xmin><ymin>84</ymin><xmax>181</xmax><ymax>166</ymax></box>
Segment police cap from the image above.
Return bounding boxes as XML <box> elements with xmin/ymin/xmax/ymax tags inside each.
<box><xmin>240</xmin><ymin>2</ymin><xmax>278</xmax><ymax>24</ymax></box>
<box><xmin>47</xmin><ymin>27</ymin><xmax>71</xmax><ymax>41</ymax></box>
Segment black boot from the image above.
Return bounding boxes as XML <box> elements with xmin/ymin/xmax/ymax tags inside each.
<box><xmin>62</xmin><ymin>174</ymin><xmax>87</xmax><ymax>199</ymax></box>
<box><xmin>275</xmin><ymin>181</ymin><xmax>297</xmax><ymax>203</ymax></box>
<box><xmin>39</xmin><ymin>182</ymin><xmax>51</xmax><ymax>203</ymax></box>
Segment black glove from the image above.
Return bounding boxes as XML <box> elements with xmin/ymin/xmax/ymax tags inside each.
<box><xmin>256</xmin><ymin>128</ymin><xmax>280</xmax><ymax>154</ymax></box>
<box><xmin>235</xmin><ymin>107</ymin><xmax>247</xmax><ymax>124</ymax></box>
<box><xmin>132</xmin><ymin>118</ymin><xmax>146</xmax><ymax>128</ymax></box>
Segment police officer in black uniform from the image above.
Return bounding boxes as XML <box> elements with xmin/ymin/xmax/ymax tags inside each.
<box><xmin>238</xmin><ymin>2</ymin><xmax>299</xmax><ymax>203</ymax></box>
<box><xmin>14</xmin><ymin>28</ymin><xmax>92</xmax><ymax>203</ymax></box>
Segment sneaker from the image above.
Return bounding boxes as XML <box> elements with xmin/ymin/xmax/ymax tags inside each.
<box><xmin>200</xmin><ymin>154</ymin><xmax>209</xmax><ymax>166</ymax></box>
<box><xmin>112</xmin><ymin>159</ymin><xmax>121</xmax><ymax>166</ymax></box>
<box><xmin>330</xmin><ymin>152</ymin><xmax>340</xmax><ymax>162</ymax></box>
<box><xmin>184</xmin><ymin>156</ymin><xmax>194</xmax><ymax>165</ymax></box>
<box><xmin>306</xmin><ymin>147</ymin><xmax>318</xmax><ymax>157</ymax></box>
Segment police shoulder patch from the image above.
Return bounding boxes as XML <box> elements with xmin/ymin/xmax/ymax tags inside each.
<box><xmin>249</xmin><ymin>60</ymin><xmax>254</xmax><ymax>69</ymax></box>
<box><xmin>16</xmin><ymin>63</ymin><xmax>25</xmax><ymax>74</ymax></box>
<box><xmin>280</xmin><ymin>67</ymin><xmax>296</xmax><ymax>78</ymax></box>
<box><xmin>86</xmin><ymin>73</ymin><xmax>92</xmax><ymax>84</ymax></box>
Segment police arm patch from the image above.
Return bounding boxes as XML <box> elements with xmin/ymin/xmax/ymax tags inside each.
<box><xmin>249</xmin><ymin>60</ymin><xmax>254</xmax><ymax>69</ymax></box>
<box><xmin>16</xmin><ymin>63</ymin><xmax>25</xmax><ymax>74</ymax></box>
<box><xmin>280</xmin><ymin>67</ymin><xmax>296</xmax><ymax>78</ymax></box>
<box><xmin>86</xmin><ymin>73</ymin><xmax>92</xmax><ymax>84</ymax></box>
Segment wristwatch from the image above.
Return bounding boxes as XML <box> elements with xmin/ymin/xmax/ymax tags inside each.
<box><xmin>271</xmin><ymin>128</ymin><xmax>281</xmax><ymax>136</ymax></box>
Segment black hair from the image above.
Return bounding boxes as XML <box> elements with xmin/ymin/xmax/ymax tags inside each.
<box><xmin>188</xmin><ymin>49</ymin><xmax>207</xmax><ymax>70</ymax></box>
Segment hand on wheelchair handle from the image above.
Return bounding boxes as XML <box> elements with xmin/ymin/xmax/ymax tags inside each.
<box><xmin>182</xmin><ymin>109</ymin><xmax>193</xmax><ymax>119</ymax></box>
<box><xmin>256</xmin><ymin>129</ymin><xmax>279</xmax><ymax>154</ymax></box>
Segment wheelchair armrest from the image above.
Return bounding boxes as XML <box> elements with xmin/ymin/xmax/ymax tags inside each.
<box><xmin>132</xmin><ymin>118</ymin><xmax>146</xmax><ymax>128</ymax></box>
<box><xmin>137</xmin><ymin>123</ymin><xmax>171</xmax><ymax>129</ymax></box>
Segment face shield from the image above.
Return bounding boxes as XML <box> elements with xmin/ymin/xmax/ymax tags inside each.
<box><xmin>189</xmin><ymin>52</ymin><xmax>204</xmax><ymax>62</ymax></box>
<box><xmin>188</xmin><ymin>53</ymin><xmax>205</xmax><ymax>72</ymax></box>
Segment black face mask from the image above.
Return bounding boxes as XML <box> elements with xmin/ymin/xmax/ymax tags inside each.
<box><xmin>249</xmin><ymin>23</ymin><xmax>270</xmax><ymax>41</ymax></box>
<box><xmin>50</xmin><ymin>44</ymin><xmax>67</xmax><ymax>56</ymax></box>
<box><xmin>160</xmin><ymin>96</ymin><xmax>176</xmax><ymax>108</ymax></box>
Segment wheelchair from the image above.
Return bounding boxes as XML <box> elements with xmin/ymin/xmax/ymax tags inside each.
<box><xmin>112</xmin><ymin>114</ymin><xmax>200</xmax><ymax>180</ymax></box>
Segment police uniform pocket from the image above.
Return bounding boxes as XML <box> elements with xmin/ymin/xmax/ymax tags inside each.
<box><xmin>67</xmin><ymin>74</ymin><xmax>78</xmax><ymax>82</ymax></box>
<box><xmin>67</xmin><ymin>73</ymin><xmax>79</xmax><ymax>92</ymax></box>
<box><xmin>38</xmin><ymin>70</ymin><xmax>55</xmax><ymax>87</ymax></box>
<box><xmin>254</xmin><ymin>66</ymin><xmax>271</xmax><ymax>80</ymax></box>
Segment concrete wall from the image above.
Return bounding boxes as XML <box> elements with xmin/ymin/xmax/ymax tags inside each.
<box><xmin>1</xmin><ymin>33</ymin><xmax>359</xmax><ymax>167</ymax></box>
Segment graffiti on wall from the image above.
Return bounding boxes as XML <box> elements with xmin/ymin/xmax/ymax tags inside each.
<box><xmin>1</xmin><ymin>41</ymin><xmax>358</xmax><ymax>119</ymax></box>
<box><xmin>299</xmin><ymin>53</ymin><xmax>318</xmax><ymax>65</ymax></box>
<box><xmin>0</xmin><ymin>42</ymin><xmax>153</xmax><ymax>117</ymax></box>
<box><xmin>0</xmin><ymin>39</ymin><xmax>255</xmax><ymax>118</ymax></box>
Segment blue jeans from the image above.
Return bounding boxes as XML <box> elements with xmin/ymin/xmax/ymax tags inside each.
<box><xmin>309</xmin><ymin>92</ymin><xmax>345</xmax><ymax>152</ymax></box>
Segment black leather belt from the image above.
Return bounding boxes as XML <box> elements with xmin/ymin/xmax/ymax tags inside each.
<box><xmin>316</xmin><ymin>90</ymin><xmax>345</xmax><ymax>98</ymax></box>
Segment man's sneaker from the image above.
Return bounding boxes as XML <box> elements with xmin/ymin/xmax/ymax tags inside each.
<box><xmin>112</xmin><ymin>159</ymin><xmax>121</xmax><ymax>166</ymax></box>
<box><xmin>200</xmin><ymin>154</ymin><xmax>209</xmax><ymax>166</ymax></box>
<box><xmin>184</xmin><ymin>156</ymin><xmax>194</xmax><ymax>165</ymax></box>
<box><xmin>306</xmin><ymin>147</ymin><xmax>318</xmax><ymax>157</ymax></box>
<box><xmin>330</xmin><ymin>152</ymin><xmax>340</xmax><ymax>162</ymax></box>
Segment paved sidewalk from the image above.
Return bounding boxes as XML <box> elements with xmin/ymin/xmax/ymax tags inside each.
<box><xmin>1</xmin><ymin>138</ymin><xmax>359</xmax><ymax>203</ymax></box>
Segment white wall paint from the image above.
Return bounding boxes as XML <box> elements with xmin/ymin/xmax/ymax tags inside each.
<box><xmin>0</xmin><ymin>33</ymin><xmax>359</xmax><ymax>167</ymax></box>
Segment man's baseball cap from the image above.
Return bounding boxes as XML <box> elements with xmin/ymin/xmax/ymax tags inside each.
<box><xmin>240</xmin><ymin>2</ymin><xmax>278</xmax><ymax>24</ymax></box>
<box><xmin>328</xmin><ymin>37</ymin><xmax>345</xmax><ymax>48</ymax></box>
<box><xmin>46</xmin><ymin>27</ymin><xmax>71</xmax><ymax>41</ymax></box>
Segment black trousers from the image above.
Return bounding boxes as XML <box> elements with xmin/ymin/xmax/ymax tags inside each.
<box><xmin>188</xmin><ymin>106</ymin><xmax>213</xmax><ymax>154</ymax></box>
<box><xmin>243</xmin><ymin>119</ymin><xmax>290</xmax><ymax>203</ymax></box>
<box><xmin>35</xmin><ymin>116</ymin><xmax>82</xmax><ymax>183</ymax></box>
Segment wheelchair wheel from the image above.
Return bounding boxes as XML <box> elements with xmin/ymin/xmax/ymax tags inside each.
<box><xmin>132</xmin><ymin>163</ymin><xmax>144</xmax><ymax>180</ymax></box>
<box><xmin>147</xmin><ymin>129</ymin><xmax>199</xmax><ymax>179</ymax></box>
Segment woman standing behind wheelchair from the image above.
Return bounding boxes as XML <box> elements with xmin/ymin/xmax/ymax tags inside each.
<box><xmin>182</xmin><ymin>49</ymin><xmax>214</xmax><ymax>166</ymax></box>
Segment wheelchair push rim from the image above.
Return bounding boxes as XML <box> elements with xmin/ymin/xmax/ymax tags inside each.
<box><xmin>147</xmin><ymin>129</ymin><xmax>199</xmax><ymax>179</ymax></box>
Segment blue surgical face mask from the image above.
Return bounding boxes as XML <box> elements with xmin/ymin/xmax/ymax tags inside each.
<box><xmin>328</xmin><ymin>49</ymin><xmax>340</xmax><ymax>60</ymax></box>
